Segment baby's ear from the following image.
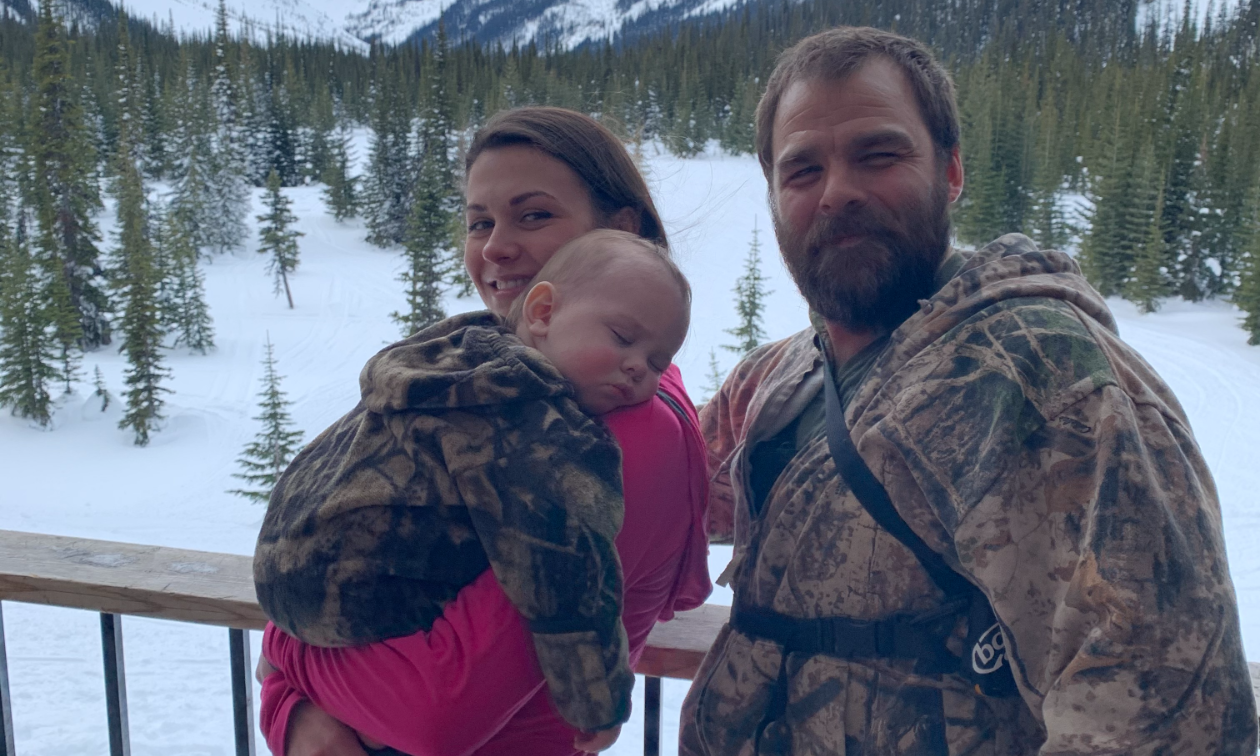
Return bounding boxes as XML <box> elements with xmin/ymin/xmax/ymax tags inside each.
<box><xmin>522</xmin><ymin>281</ymin><xmax>557</xmax><ymax>337</ymax></box>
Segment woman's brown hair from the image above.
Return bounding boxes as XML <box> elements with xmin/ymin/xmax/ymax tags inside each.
<box><xmin>465</xmin><ymin>107</ymin><xmax>669</xmax><ymax>247</ymax></box>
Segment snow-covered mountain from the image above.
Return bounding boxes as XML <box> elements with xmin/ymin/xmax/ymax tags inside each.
<box><xmin>13</xmin><ymin>0</ymin><xmax>746</xmax><ymax>50</ymax></box>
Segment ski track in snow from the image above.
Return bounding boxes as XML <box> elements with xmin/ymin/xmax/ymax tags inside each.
<box><xmin>1</xmin><ymin>148</ymin><xmax>1258</xmax><ymax>755</ymax></box>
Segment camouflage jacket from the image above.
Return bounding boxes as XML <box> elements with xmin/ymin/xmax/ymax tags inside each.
<box><xmin>254</xmin><ymin>311</ymin><xmax>632</xmax><ymax>733</ymax></box>
<box><xmin>682</xmin><ymin>235</ymin><xmax>1257</xmax><ymax>755</ymax></box>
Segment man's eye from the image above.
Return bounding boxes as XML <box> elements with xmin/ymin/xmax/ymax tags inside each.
<box><xmin>864</xmin><ymin>152</ymin><xmax>899</xmax><ymax>164</ymax></box>
<box><xmin>788</xmin><ymin>166</ymin><xmax>819</xmax><ymax>182</ymax></box>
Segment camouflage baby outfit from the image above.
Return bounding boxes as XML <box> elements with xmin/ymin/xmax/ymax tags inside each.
<box><xmin>683</xmin><ymin>235</ymin><xmax>1258</xmax><ymax>755</ymax></box>
<box><xmin>254</xmin><ymin>311</ymin><xmax>632</xmax><ymax>733</ymax></box>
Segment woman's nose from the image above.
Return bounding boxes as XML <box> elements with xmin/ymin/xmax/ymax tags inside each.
<box><xmin>481</xmin><ymin>225</ymin><xmax>521</xmax><ymax>262</ymax></box>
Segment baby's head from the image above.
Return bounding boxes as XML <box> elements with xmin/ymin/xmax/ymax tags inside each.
<box><xmin>507</xmin><ymin>230</ymin><xmax>691</xmax><ymax>415</ymax></box>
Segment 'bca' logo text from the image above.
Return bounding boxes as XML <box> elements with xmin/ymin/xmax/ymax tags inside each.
<box><xmin>971</xmin><ymin>623</ymin><xmax>1007</xmax><ymax>675</ymax></box>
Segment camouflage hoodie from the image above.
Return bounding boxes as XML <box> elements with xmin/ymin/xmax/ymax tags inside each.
<box><xmin>683</xmin><ymin>235</ymin><xmax>1257</xmax><ymax>755</ymax></box>
<box><xmin>254</xmin><ymin>310</ymin><xmax>633</xmax><ymax>733</ymax></box>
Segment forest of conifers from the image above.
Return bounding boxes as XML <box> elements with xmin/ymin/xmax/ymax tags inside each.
<box><xmin>1</xmin><ymin>0</ymin><xmax>1260</xmax><ymax>442</ymax></box>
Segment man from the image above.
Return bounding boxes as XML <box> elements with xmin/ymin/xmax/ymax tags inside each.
<box><xmin>682</xmin><ymin>26</ymin><xmax>1257</xmax><ymax>755</ymax></box>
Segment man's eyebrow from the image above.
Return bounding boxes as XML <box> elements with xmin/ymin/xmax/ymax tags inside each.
<box><xmin>774</xmin><ymin>145</ymin><xmax>817</xmax><ymax>171</ymax></box>
<box><xmin>853</xmin><ymin>129</ymin><xmax>915</xmax><ymax>152</ymax></box>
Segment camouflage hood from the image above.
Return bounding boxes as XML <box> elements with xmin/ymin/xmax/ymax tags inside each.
<box><xmin>359</xmin><ymin>310</ymin><xmax>572</xmax><ymax>415</ymax></box>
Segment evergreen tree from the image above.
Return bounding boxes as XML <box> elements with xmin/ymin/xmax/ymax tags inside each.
<box><xmin>723</xmin><ymin>224</ymin><xmax>772</xmax><ymax>355</ymax></box>
<box><xmin>160</xmin><ymin>204</ymin><xmax>215</xmax><ymax>352</ymax></box>
<box><xmin>113</xmin><ymin>123</ymin><xmax>171</xmax><ymax>447</ymax></box>
<box><xmin>1126</xmin><ymin>182</ymin><xmax>1171</xmax><ymax>313</ymax></box>
<box><xmin>702</xmin><ymin>348</ymin><xmax>725</xmax><ymax>403</ymax></box>
<box><xmin>361</xmin><ymin>52</ymin><xmax>413</xmax><ymax>248</ymax></box>
<box><xmin>229</xmin><ymin>336</ymin><xmax>304</xmax><ymax>502</ymax></box>
<box><xmin>0</xmin><ymin>219</ymin><xmax>61</xmax><ymax>426</ymax></box>
<box><xmin>91</xmin><ymin>364</ymin><xmax>113</xmax><ymax>411</ymax></box>
<box><xmin>393</xmin><ymin>151</ymin><xmax>448</xmax><ymax>337</ymax></box>
<box><xmin>320</xmin><ymin>121</ymin><xmax>358</xmax><ymax>221</ymax></box>
<box><xmin>257</xmin><ymin>168</ymin><xmax>302</xmax><ymax>308</ymax></box>
<box><xmin>30</xmin><ymin>0</ymin><xmax>109</xmax><ymax>352</ymax></box>
<box><xmin>168</xmin><ymin>59</ymin><xmax>214</xmax><ymax>252</ymax></box>
<box><xmin>203</xmin><ymin>0</ymin><xmax>250</xmax><ymax>254</ymax></box>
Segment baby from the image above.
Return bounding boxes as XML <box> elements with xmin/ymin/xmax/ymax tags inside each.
<box><xmin>254</xmin><ymin>229</ymin><xmax>691</xmax><ymax>747</ymax></box>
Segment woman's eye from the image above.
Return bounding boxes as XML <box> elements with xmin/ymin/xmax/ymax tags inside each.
<box><xmin>522</xmin><ymin>210</ymin><xmax>552</xmax><ymax>223</ymax></box>
<box><xmin>467</xmin><ymin>219</ymin><xmax>491</xmax><ymax>233</ymax></box>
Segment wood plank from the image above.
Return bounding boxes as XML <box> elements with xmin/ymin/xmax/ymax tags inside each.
<box><xmin>0</xmin><ymin>530</ymin><xmax>266</xmax><ymax>630</ymax></box>
<box><xmin>2</xmin><ymin>529</ymin><xmax>1258</xmax><ymax>703</ymax></box>
<box><xmin>636</xmin><ymin>603</ymin><xmax>729</xmax><ymax>680</ymax></box>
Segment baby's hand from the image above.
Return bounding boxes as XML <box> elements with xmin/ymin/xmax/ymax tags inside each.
<box><xmin>574</xmin><ymin>724</ymin><xmax>622</xmax><ymax>753</ymax></box>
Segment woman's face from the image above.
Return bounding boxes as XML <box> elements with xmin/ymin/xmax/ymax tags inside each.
<box><xmin>464</xmin><ymin>146</ymin><xmax>603</xmax><ymax>316</ymax></box>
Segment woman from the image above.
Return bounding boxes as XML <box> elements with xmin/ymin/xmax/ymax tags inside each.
<box><xmin>258</xmin><ymin>107</ymin><xmax>711</xmax><ymax>756</ymax></box>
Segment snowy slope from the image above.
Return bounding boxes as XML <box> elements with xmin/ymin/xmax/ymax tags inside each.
<box><xmin>1</xmin><ymin>146</ymin><xmax>1258</xmax><ymax>755</ymax></box>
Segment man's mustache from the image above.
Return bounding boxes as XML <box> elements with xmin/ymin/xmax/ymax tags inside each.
<box><xmin>803</xmin><ymin>212</ymin><xmax>897</xmax><ymax>253</ymax></box>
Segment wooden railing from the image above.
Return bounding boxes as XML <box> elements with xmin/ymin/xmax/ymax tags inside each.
<box><xmin>0</xmin><ymin>530</ymin><xmax>728</xmax><ymax>756</ymax></box>
<box><xmin>1</xmin><ymin>529</ymin><xmax>1258</xmax><ymax>756</ymax></box>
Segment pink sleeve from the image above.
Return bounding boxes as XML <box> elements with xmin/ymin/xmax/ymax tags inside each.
<box><xmin>259</xmin><ymin>667</ymin><xmax>305</xmax><ymax>756</ymax></box>
<box><xmin>261</xmin><ymin>569</ymin><xmax>546</xmax><ymax>756</ymax></box>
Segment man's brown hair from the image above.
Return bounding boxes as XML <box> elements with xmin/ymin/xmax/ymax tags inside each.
<box><xmin>755</xmin><ymin>26</ymin><xmax>960</xmax><ymax>177</ymax></box>
<box><xmin>466</xmin><ymin>107</ymin><xmax>669</xmax><ymax>246</ymax></box>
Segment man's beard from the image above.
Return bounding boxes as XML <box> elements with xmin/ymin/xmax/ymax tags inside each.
<box><xmin>773</xmin><ymin>182</ymin><xmax>952</xmax><ymax>334</ymax></box>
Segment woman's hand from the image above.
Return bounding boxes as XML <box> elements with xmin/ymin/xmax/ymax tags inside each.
<box><xmin>574</xmin><ymin>723</ymin><xmax>622</xmax><ymax>753</ymax></box>
<box><xmin>286</xmin><ymin>701</ymin><xmax>371</xmax><ymax>756</ymax></box>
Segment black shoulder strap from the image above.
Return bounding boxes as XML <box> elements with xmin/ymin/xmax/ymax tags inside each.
<box><xmin>822</xmin><ymin>361</ymin><xmax>972</xmax><ymax>599</ymax></box>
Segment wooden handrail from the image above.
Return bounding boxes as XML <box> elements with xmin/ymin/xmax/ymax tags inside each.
<box><xmin>3</xmin><ymin>529</ymin><xmax>1259</xmax><ymax>701</ymax></box>
<box><xmin>0</xmin><ymin>529</ymin><xmax>725</xmax><ymax>680</ymax></box>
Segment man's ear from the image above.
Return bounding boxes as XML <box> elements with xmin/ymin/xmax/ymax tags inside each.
<box><xmin>521</xmin><ymin>282</ymin><xmax>557</xmax><ymax>338</ymax></box>
<box><xmin>945</xmin><ymin>146</ymin><xmax>964</xmax><ymax>205</ymax></box>
<box><xmin>609</xmin><ymin>206</ymin><xmax>640</xmax><ymax>234</ymax></box>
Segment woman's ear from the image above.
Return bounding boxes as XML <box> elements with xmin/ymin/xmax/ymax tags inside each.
<box><xmin>609</xmin><ymin>206</ymin><xmax>640</xmax><ymax>234</ymax></box>
<box><xmin>521</xmin><ymin>282</ymin><xmax>557</xmax><ymax>338</ymax></box>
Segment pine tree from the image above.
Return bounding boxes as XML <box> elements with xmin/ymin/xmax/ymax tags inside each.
<box><xmin>361</xmin><ymin>52</ymin><xmax>412</xmax><ymax>247</ymax></box>
<box><xmin>257</xmin><ymin>168</ymin><xmax>302</xmax><ymax>308</ymax></box>
<box><xmin>203</xmin><ymin>0</ymin><xmax>250</xmax><ymax>254</ymax></box>
<box><xmin>1126</xmin><ymin>182</ymin><xmax>1171</xmax><ymax>313</ymax></box>
<box><xmin>0</xmin><ymin>219</ymin><xmax>61</xmax><ymax>426</ymax></box>
<box><xmin>169</xmin><ymin>59</ymin><xmax>214</xmax><ymax>253</ymax></box>
<box><xmin>162</xmin><ymin>205</ymin><xmax>215</xmax><ymax>352</ymax></box>
<box><xmin>91</xmin><ymin>365</ymin><xmax>113</xmax><ymax>412</ymax></box>
<box><xmin>320</xmin><ymin>121</ymin><xmax>358</xmax><ymax>221</ymax></box>
<box><xmin>229</xmin><ymin>336</ymin><xmax>304</xmax><ymax>503</ymax></box>
<box><xmin>30</xmin><ymin>0</ymin><xmax>109</xmax><ymax>352</ymax></box>
<box><xmin>113</xmin><ymin>120</ymin><xmax>171</xmax><ymax>447</ymax></box>
<box><xmin>393</xmin><ymin>151</ymin><xmax>448</xmax><ymax>337</ymax></box>
<box><xmin>1236</xmin><ymin>186</ymin><xmax>1260</xmax><ymax>344</ymax></box>
<box><xmin>702</xmin><ymin>348</ymin><xmax>726</xmax><ymax>403</ymax></box>
<box><xmin>723</xmin><ymin>224</ymin><xmax>772</xmax><ymax>355</ymax></box>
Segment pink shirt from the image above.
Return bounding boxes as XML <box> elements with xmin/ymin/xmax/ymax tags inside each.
<box><xmin>260</xmin><ymin>366</ymin><xmax>711</xmax><ymax>756</ymax></box>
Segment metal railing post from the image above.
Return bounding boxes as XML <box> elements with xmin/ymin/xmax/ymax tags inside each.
<box><xmin>0</xmin><ymin>603</ymin><xmax>15</xmax><ymax>756</ymax></box>
<box><xmin>228</xmin><ymin>629</ymin><xmax>256</xmax><ymax>756</ymax></box>
<box><xmin>643</xmin><ymin>675</ymin><xmax>661</xmax><ymax>756</ymax></box>
<box><xmin>100</xmin><ymin>613</ymin><xmax>130</xmax><ymax>756</ymax></box>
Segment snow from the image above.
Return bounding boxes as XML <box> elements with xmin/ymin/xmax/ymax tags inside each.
<box><xmin>1</xmin><ymin>147</ymin><xmax>1258</xmax><ymax>754</ymax></box>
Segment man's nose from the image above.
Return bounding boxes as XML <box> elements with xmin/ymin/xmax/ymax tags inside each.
<box><xmin>818</xmin><ymin>165</ymin><xmax>865</xmax><ymax>215</ymax></box>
